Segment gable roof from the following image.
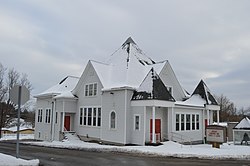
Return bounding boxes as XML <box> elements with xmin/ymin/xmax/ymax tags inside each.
<box><xmin>175</xmin><ymin>80</ymin><xmax>218</xmax><ymax>107</ymax></box>
<box><xmin>234</xmin><ymin>117</ymin><xmax>250</xmax><ymax>129</ymax></box>
<box><xmin>191</xmin><ymin>80</ymin><xmax>218</xmax><ymax>105</ymax></box>
<box><xmin>35</xmin><ymin>76</ymin><xmax>79</xmax><ymax>98</ymax></box>
<box><xmin>131</xmin><ymin>68</ymin><xmax>175</xmax><ymax>101</ymax></box>
<box><xmin>75</xmin><ymin>37</ymin><xmax>167</xmax><ymax>91</ymax></box>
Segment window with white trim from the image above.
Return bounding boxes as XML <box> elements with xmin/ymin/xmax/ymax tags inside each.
<box><xmin>45</xmin><ymin>109</ymin><xmax>51</xmax><ymax>123</ymax></box>
<box><xmin>80</xmin><ymin>107</ymin><xmax>101</xmax><ymax>127</ymax></box>
<box><xmin>186</xmin><ymin>114</ymin><xmax>190</xmax><ymax>130</ymax></box>
<box><xmin>176</xmin><ymin>113</ymin><xmax>200</xmax><ymax>131</ymax></box>
<box><xmin>176</xmin><ymin>114</ymin><xmax>180</xmax><ymax>131</ymax></box>
<box><xmin>110</xmin><ymin>111</ymin><xmax>116</xmax><ymax>129</ymax></box>
<box><xmin>80</xmin><ymin>108</ymin><xmax>83</xmax><ymax>125</ymax></box>
<box><xmin>192</xmin><ymin>114</ymin><xmax>195</xmax><ymax>130</ymax></box>
<box><xmin>84</xmin><ymin>108</ymin><xmax>87</xmax><ymax>125</ymax></box>
<box><xmin>85</xmin><ymin>83</ymin><xmax>98</xmax><ymax>96</ymax></box>
<box><xmin>134</xmin><ymin>115</ymin><xmax>140</xmax><ymax>130</ymax></box>
<box><xmin>38</xmin><ymin>109</ymin><xmax>43</xmax><ymax>123</ymax></box>
<box><xmin>88</xmin><ymin>108</ymin><xmax>92</xmax><ymax>125</ymax></box>
<box><xmin>181</xmin><ymin>114</ymin><xmax>185</xmax><ymax>131</ymax></box>
<box><xmin>196</xmin><ymin>114</ymin><xmax>200</xmax><ymax>130</ymax></box>
<box><xmin>55</xmin><ymin>112</ymin><xmax>58</xmax><ymax>124</ymax></box>
<box><xmin>97</xmin><ymin>108</ymin><xmax>101</xmax><ymax>127</ymax></box>
<box><xmin>93</xmin><ymin>108</ymin><xmax>97</xmax><ymax>126</ymax></box>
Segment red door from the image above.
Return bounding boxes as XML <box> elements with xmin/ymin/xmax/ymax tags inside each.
<box><xmin>150</xmin><ymin>119</ymin><xmax>161</xmax><ymax>142</ymax></box>
<box><xmin>205</xmin><ymin>119</ymin><xmax>208</xmax><ymax>128</ymax></box>
<box><xmin>64</xmin><ymin>116</ymin><xmax>70</xmax><ymax>131</ymax></box>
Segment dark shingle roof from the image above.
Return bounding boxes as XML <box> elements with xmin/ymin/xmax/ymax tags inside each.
<box><xmin>192</xmin><ymin>80</ymin><xmax>218</xmax><ymax>105</ymax></box>
<box><xmin>131</xmin><ymin>68</ymin><xmax>175</xmax><ymax>102</ymax></box>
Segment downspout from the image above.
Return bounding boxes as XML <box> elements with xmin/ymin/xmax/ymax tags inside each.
<box><xmin>62</xmin><ymin>100</ymin><xmax>65</xmax><ymax>131</ymax></box>
<box><xmin>52</xmin><ymin>99</ymin><xmax>56</xmax><ymax>141</ymax></box>
<box><xmin>100</xmin><ymin>91</ymin><xmax>103</xmax><ymax>140</ymax></box>
<box><xmin>124</xmin><ymin>89</ymin><xmax>127</xmax><ymax>145</ymax></box>
<box><xmin>50</xmin><ymin>95</ymin><xmax>54</xmax><ymax>142</ymax></box>
<box><xmin>143</xmin><ymin>106</ymin><xmax>146</xmax><ymax>145</ymax></box>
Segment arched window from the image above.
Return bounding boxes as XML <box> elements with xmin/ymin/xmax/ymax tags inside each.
<box><xmin>110</xmin><ymin>111</ymin><xmax>116</xmax><ymax>129</ymax></box>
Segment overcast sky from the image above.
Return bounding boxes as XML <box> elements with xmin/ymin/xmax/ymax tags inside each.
<box><xmin>1</xmin><ymin>0</ymin><xmax>249</xmax><ymax>109</ymax></box>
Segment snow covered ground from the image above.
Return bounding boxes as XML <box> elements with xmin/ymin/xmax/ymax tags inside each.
<box><xmin>0</xmin><ymin>134</ymin><xmax>39</xmax><ymax>166</ymax></box>
<box><xmin>24</xmin><ymin>133</ymin><xmax>250</xmax><ymax>160</ymax></box>
<box><xmin>1</xmin><ymin>133</ymin><xmax>249</xmax><ymax>165</ymax></box>
<box><xmin>0</xmin><ymin>153</ymin><xmax>39</xmax><ymax>166</ymax></box>
<box><xmin>0</xmin><ymin>134</ymin><xmax>34</xmax><ymax>141</ymax></box>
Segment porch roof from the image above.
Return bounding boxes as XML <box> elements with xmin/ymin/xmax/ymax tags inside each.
<box><xmin>131</xmin><ymin>99</ymin><xmax>175</xmax><ymax>107</ymax></box>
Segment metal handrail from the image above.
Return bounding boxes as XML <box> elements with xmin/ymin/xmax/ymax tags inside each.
<box><xmin>169</xmin><ymin>132</ymin><xmax>193</xmax><ymax>147</ymax></box>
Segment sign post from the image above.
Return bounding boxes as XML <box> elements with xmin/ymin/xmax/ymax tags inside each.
<box><xmin>206</xmin><ymin>125</ymin><xmax>227</xmax><ymax>148</ymax></box>
<box><xmin>9</xmin><ymin>85</ymin><xmax>30</xmax><ymax>158</ymax></box>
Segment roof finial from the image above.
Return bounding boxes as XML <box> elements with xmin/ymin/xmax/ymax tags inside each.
<box><xmin>122</xmin><ymin>37</ymin><xmax>135</xmax><ymax>69</ymax></box>
<box><xmin>122</xmin><ymin>37</ymin><xmax>136</xmax><ymax>47</ymax></box>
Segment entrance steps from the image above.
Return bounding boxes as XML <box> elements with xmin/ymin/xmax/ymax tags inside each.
<box><xmin>63</xmin><ymin>132</ymin><xmax>81</xmax><ymax>142</ymax></box>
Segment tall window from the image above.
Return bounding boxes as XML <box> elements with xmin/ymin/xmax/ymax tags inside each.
<box><xmin>93</xmin><ymin>83</ymin><xmax>97</xmax><ymax>96</ymax></box>
<box><xmin>134</xmin><ymin>115</ymin><xmax>140</xmax><ymax>130</ymax></box>
<box><xmin>80</xmin><ymin>107</ymin><xmax>101</xmax><ymax>127</ymax></box>
<box><xmin>98</xmin><ymin>108</ymin><xmax>101</xmax><ymax>127</ymax></box>
<box><xmin>38</xmin><ymin>109</ymin><xmax>43</xmax><ymax>123</ymax></box>
<box><xmin>85</xmin><ymin>85</ymin><xmax>89</xmax><ymax>96</ymax></box>
<box><xmin>93</xmin><ymin>108</ymin><xmax>97</xmax><ymax>126</ymax></box>
<box><xmin>181</xmin><ymin>114</ymin><xmax>185</xmax><ymax>131</ymax></box>
<box><xmin>88</xmin><ymin>108</ymin><xmax>92</xmax><ymax>126</ymax></box>
<box><xmin>110</xmin><ymin>111</ymin><xmax>116</xmax><ymax>129</ymax></box>
<box><xmin>176</xmin><ymin>113</ymin><xmax>200</xmax><ymax>131</ymax></box>
<box><xmin>192</xmin><ymin>114</ymin><xmax>195</xmax><ymax>130</ymax></box>
<box><xmin>186</xmin><ymin>114</ymin><xmax>190</xmax><ymax>130</ymax></box>
<box><xmin>85</xmin><ymin>83</ymin><xmax>98</xmax><ymax>96</ymax></box>
<box><xmin>45</xmin><ymin>109</ymin><xmax>51</xmax><ymax>123</ymax></box>
<box><xmin>80</xmin><ymin>108</ymin><xmax>83</xmax><ymax>125</ymax></box>
<box><xmin>196</xmin><ymin>114</ymin><xmax>200</xmax><ymax>130</ymax></box>
<box><xmin>89</xmin><ymin>84</ymin><xmax>93</xmax><ymax>96</ymax></box>
<box><xmin>55</xmin><ymin>112</ymin><xmax>58</xmax><ymax>124</ymax></box>
<box><xmin>176</xmin><ymin>114</ymin><xmax>180</xmax><ymax>131</ymax></box>
<box><xmin>84</xmin><ymin>108</ymin><xmax>87</xmax><ymax>125</ymax></box>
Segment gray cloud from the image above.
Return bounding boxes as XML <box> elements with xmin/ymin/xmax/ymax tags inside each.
<box><xmin>1</xmin><ymin>0</ymin><xmax>249</xmax><ymax>108</ymax></box>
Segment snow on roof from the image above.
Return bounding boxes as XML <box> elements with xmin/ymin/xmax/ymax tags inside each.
<box><xmin>36</xmin><ymin>76</ymin><xmax>79</xmax><ymax>97</ymax></box>
<box><xmin>234</xmin><ymin>117</ymin><xmax>250</xmax><ymax>129</ymax></box>
<box><xmin>192</xmin><ymin>80</ymin><xmax>218</xmax><ymax>105</ymax></box>
<box><xmin>131</xmin><ymin>68</ymin><xmax>175</xmax><ymax>101</ymax></box>
<box><xmin>93</xmin><ymin>37</ymin><xmax>166</xmax><ymax>90</ymax></box>
<box><xmin>175</xmin><ymin>80</ymin><xmax>218</xmax><ymax>107</ymax></box>
<box><xmin>175</xmin><ymin>94</ymin><xmax>206</xmax><ymax>107</ymax></box>
<box><xmin>54</xmin><ymin>91</ymin><xmax>77</xmax><ymax>99</ymax></box>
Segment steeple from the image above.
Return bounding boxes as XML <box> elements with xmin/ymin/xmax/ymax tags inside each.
<box><xmin>122</xmin><ymin>37</ymin><xmax>136</xmax><ymax>69</ymax></box>
<box><xmin>122</xmin><ymin>37</ymin><xmax>136</xmax><ymax>47</ymax></box>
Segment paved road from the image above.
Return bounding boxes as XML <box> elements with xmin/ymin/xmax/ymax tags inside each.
<box><xmin>0</xmin><ymin>141</ymin><xmax>249</xmax><ymax>166</ymax></box>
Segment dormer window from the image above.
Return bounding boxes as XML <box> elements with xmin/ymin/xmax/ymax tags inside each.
<box><xmin>85</xmin><ymin>83</ymin><xmax>97</xmax><ymax>96</ymax></box>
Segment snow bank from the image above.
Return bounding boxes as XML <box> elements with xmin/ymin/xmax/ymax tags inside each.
<box><xmin>0</xmin><ymin>153</ymin><xmax>39</xmax><ymax>166</ymax></box>
<box><xmin>25</xmin><ymin>140</ymin><xmax>250</xmax><ymax>160</ymax></box>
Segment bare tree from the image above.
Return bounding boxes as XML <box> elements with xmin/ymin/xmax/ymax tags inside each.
<box><xmin>0</xmin><ymin>64</ymin><xmax>7</xmax><ymax>101</ymax></box>
<box><xmin>215</xmin><ymin>94</ymin><xmax>242</xmax><ymax>122</ymax></box>
<box><xmin>0</xmin><ymin>63</ymin><xmax>33</xmax><ymax>138</ymax></box>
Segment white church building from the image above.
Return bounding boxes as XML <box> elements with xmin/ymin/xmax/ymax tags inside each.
<box><xmin>34</xmin><ymin>37</ymin><xmax>220</xmax><ymax>145</ymax></box>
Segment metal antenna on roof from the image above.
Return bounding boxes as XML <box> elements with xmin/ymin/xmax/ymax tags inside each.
<box><xmin>126</xmin><ymin>43</ymin><xmax>130</xmax><ymax>69</ymax></box>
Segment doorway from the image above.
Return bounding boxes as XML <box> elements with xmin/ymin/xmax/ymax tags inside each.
<box><xmin>150</xmin><ymin>119</ymin><xmax>161</xmax><ymax>142</ymax></box>
<box><xmin>64</xmin><ymin>116</ymin><xmax>71</xmax><ymax>131</ymax></box>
